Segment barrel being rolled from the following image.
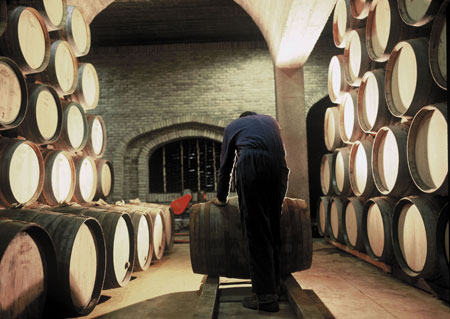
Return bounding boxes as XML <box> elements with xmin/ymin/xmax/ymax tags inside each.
<box><xmin>55</xmin><ymin>5</ymin><xmax>90</xmax><ymax>57</ymax></box>
<box><xmin>39</xmin><ymin>149</ymin><xmax>75</xmax><ymax>205</ymax></box>
<box><xmin>385</xmin><ymin>37</ymin><xmax>444</xmax><ymax>118</ymax></box>
<box><xmin>72</xmin><ymin>63</ymin><xmax>100</xmax><ymax>110</ymax></box>
<box><xmin>72</xmin><ymin>156</ymin><xmax>97</xmax><ymax>203</ymax></box>
<box><xmin>328</xmin><ymin>55</ymin><xmax>351</xmax><ymax>104</ymax></box>
<box><xmin>398</xmin><ymin>0</ymin><xmax>443</xmax><ymax>26</ymax></box>
<box><xmin>0</xmin><ymin>138</ymin><xmax>44</xmax><ymax>206</ymax></box>
<box><xmin>392</xmin><ymin>196</ymin><xmax>444</xmax><ymax>279</ymax></box>
<box><xmin>372</xmin><ymin>125</ymin><xmax>416</xmax><ymax>197</ymax></box>
<box><xmin>0</xmin><ymin>6</ymin><xmax>50</xmax><ymax>74</ymax></box>
<box><xmin>317</xmin><ymin>196</ymin><xmax>331</xmax><ymax>237</ymax></box>
<box><xmin>343</xmin><ymin>197</ymin><xmax>366</xmax><ymax>251</ymax></box>
<box><xmin>407</xmin><ymin>103</ymin><xmax>447</xmax><ymax>195</ymax></box>
<box><xmin>83</xmin><ymin>114</ymin><xmax>106</xmax><ymax>158</ymax></box>
<box><xmin>429</xmin><ymin>0</ymin><xmax>447</xmax><ymax>90</ymax></box>
<box><xmin>13</xmin><ymin>84</ymin><xmax>62</xmax><ymax>144</ymax></box>
<box><xmin>52</xmin><ymin>101</ymin><xmax>88</xmax><ymax>152</ymax></box>
<box><xmin>190</xmin><ymin>197</ymin><xmax>312</xmax><ymax>278</ymax></box>
<box><xmin>328</xmin><ymin>196</ymin><xmax>347</xmax><ymax>244</ymax></box>
<box><xmin>339</xmin><ymin>90</ymin><xmax>363</xmax><ymax>143</ymax></box>
<box><xmin>0</xmin><ymin>218</ymin><xmax>56</xmax><ymax>319</ymax></box>
<box><xmin>344</xmin><ymin>28</ymin><xmax>373</xmax><ymax>86</ymax></box>
<box><xmin>8</xmin><ymin>0</ymin><xmax>67</xmax><ymax>31</ymax></box>
<box><xmin>357</xmin><ymin>69</ymin><xmax>393</xmax><ymax>133</ymax></box>
<box><xmin>324</xmin><ymin>106</ymin><xmax>344</xmax><ymax>151</ymax></box>
<box><xmin>349</xmin><ymin>138</ymin><xmax>378</xmax><ymax>197</ymax></box>
<box><xmin>333</xmin><ymin>0</ymin><xmax>365</xmax><ymax>48</ymax></box>
<box><xmin>333</xmin><ymin>146</ymin><xmax>353</xmax><ymax>197</ymax></box>
<box><xmin>0</xmin><ymin>57</ymin><xmax>27</xmax><ymax>131</ymax></box>
<box><xmin>362</xmin><ymin>196</ymin><xmax>396</xmax><ymax>264</ymax></box>
<box><xmin>94</xmin><ymin>159</ymin><xmax>114</xmax><ymax>200</ymax></box>
<box><xmin>0</xmin><ymin>209</ymin><xmax>105</xmax><ymax>316</ymax></box>
<box><xmin>320</xmin><ymin>153</ymin><xmax>336</xmax><ymax>196</ymax></box>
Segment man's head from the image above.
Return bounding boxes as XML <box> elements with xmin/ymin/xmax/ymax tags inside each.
<box><xmin>239</xmin><ymin>111</ymin><xmax>257</xmax><ymax>118</ymax></box>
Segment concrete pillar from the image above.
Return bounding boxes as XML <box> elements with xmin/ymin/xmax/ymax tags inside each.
<box><xmin>275</xmin><ymin>67</ymin><xmax>309</xmax><ymax>206</ymax></box>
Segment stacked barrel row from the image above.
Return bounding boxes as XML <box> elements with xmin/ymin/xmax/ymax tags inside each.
<box><xmin>319</xmin><ymin>0</ymin><xmax>448</xmax><ymax>291</ymax></box>
<box><xmin>0</xmin><ymin>0</ymin><xmax>113</xmax><ymax>209</ymax></box>
<box><xmin>0</xmin><ymin>200</ymin><xmax>175</xmax><ymax>317</ymax></box>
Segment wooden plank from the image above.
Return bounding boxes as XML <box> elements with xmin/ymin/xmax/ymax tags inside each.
<box><xmin>282</xmin><ymin>274</ymin><xmax>328</xmax><ymax>319</ymax></box>
<box><xmin>326</xmin><ymin>238</ymin><xmax>392</xmax><ymax>273</ymax></box>
<box><xmin>194</xmin><ymin>276</ymin><xmax>219</xmax><ymax>319</ymax></box>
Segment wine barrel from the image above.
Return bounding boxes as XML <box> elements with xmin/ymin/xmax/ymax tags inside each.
<box><xmin>0</xmin><ymin>138</ymin><xmax>44</xmax><ymax>206</ymax></box>
<box><xmin>94</xmin><ymin>159</ymin><xmax>114</xmax><ymax>200</ymax></box>
<box><xmin>372</xmin><ymin>125</ymin><xmax>416</xmax><ymax>197</ymax></box>
<box><xmin>357</xmin><ymin>69</ymin><xmax>393</xmax><ymax>133</ymax></box>
<box><xmin>333</xmin><ymin>146</ymin><xmax>353</xmax><ymax>197</ymax></box>
<box><xmin>317</xmin><ymin>196</ymin><xmax>331</xmax><ymax>237</ymax></box>
<box><xmin>344</xmin><ymin>28</ymin><xmax>374</xmax><ymax>86</ymax></box>
<box><xmin>190</xmin><ymin>197</ymin><xmax>312</xmax><ymax>278</ymax></box>
<box><xmin>0</xmin><ymin>6</ymin><xmax>50</xmax><ymax>74</ymax></box>
<box><xmin>0</xmin><ymin>218</ymin><xmax>56</xmax><ymax>319</ymax></box>
<box><xmin>0</xmin><ymin>208</ymin><xmax>105</xmax><ymax>316</ymax></box>
<box><xmin>349</xmin><ymin>138</ymin><xmax>378</xmax><ymax>197</ymax></box>
<box><xmin>83</xmin><ymin>114</ymin><xmax>106</xmax><ymax>158</ymax></box>
<box><xmin>39</xmin><ymin>149</ymin><xmax>75</xmax><ymax>205</ymax></box>
<box><xmin>333</xmin><ymin>0</ymin><xmax>365</xmax><ymax>48</ymax></box>
<box><xmin>407</xmin><ymin>103</ymin><xmax>447</xmax><ymax>195</ymax></box>
<box><xmin>8</xmin><ymin>0</ymin><xmax>67</xmax><ymax>31</ymax></box>
<box><xmin>350</xmin><ymin>0</ymin><xmax>374</xmax><ymax>19</ymax></box>
<box><xmin>0</xmin><ymin>57</ymin><xmax>27</xmax><ymax>131</ymax></box>
<box><xmin>55</xmin><ymin>5</ymin><xmax>90</xmax><ymax>57</ymax></box>
<box><xmin>436</xmin><ymin>202</ymin><xmax>449</xmax><ymax>284</ymax></box>
<box><xmin>392</xmin><ymin>196</ymin><xmax>444</xmax><ymax>279</ymax></box>
<box><xmin>398</xmin><ymin>0</ymin><xmax>443</xmax><ymax>27</ymax></box>
<box><xmin>50</xmin><ymin>205</ymin><xmax>135</xmax><ymax>289</ymax></box>
<box><xmin>385</xmin><ymin>37</ymin><xmax>444</xmax><ymax>118</ymax></box>
<box><xmin>339</xmin><ymin>90</ymin><xmax>363</xmax><ymax>143</ymax></box>
<box><xmin>128</xmin><ymin>202</ymin><xmax>174</xmax><ymax>252</ymax></box>
<box><xmin>328</xmin><ymin>55</ymin><xmax>351</xmax><ymax>104</ymax></box>
<box><xmin>320</xmin><ymin>153</ymin><xmax>336</xmax><ymax>196</ymax></box>
<box><xmin>52</xmin><ymin>101</ymin><xmax>88</xmax><ymax>152</ymax></box>
<box><xmin>72</xmin><ymin>156</ymin><xmax>97</xmax><ymax>203</ymax></box>
<box><xmin>324</xmin><ymin>106</ymin><xmax>344</xmax><ymax>151</ymax></box>
<box><xmin>429</xmin><ymin>0</ymin><xmax>447</xmax><ymax>90</ymax></box>
<box><xmin>343</xmin><ymin>197</ymin><xmax>365</xmax><ymax>251</ymax></box>
<box><xmin>72</xmin><ymin>63</ymin><xmax>100</xmax><ymax>110</ymax></box>
<box><xmin>30</xmin><ymin>40</ymin><xmax>78</xmax><ymax>96</ymax></box>
<box><xmin>328</xmin><ymin>196</ymin><xmax>347</xmax><ymax>244</ymax></box>
<box><xmin>13</xmin><ymin>84</ymin><xmax>62</xmax><ymax>144</ymax></box>
<box><xmin>362</xmin><ymin>196</ymin><xmax>396</xmax><ymax>263</ymax></box>
<box><xmin>0</xmin><ymin>0</ymin><xmax>6</xmax><ymax>39</ymax></box>
<box><xmin>147</xmin><ymin>207</ymin><xmax>166</xmax><ymax>260</ymax></box>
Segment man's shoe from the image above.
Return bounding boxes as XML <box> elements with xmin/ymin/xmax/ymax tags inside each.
<box><xmin>242</xmin><ymin>294</ymin><xmax>280</xmax><ymax>312</ymax></box>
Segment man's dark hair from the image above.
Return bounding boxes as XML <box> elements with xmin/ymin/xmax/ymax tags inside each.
<box><xmin>239</xmin><ymin>111</ymin><xmax>257</xmax><ymax>118</ymax></box>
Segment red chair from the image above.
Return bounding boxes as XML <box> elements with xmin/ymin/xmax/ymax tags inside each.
<box><xmin>170</xmin><ymin>193</ymin><xmax>192</xmax><ymax>215</ymax></box>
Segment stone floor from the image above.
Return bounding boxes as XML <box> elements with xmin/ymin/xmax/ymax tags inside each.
<box><xmin>73</xmin><ymin>239</ymin><xmax>449</xmax><ymax>319</ymax></box>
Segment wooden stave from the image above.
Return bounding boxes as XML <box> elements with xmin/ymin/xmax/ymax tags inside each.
<box><xmin>51</xmin><ymin>100</ymin><xmax>88</xmax><ymax>153</ymax></box>
<box><xmin>0</xmin><ymin>217</ymin><xmax>56</xmax><ymax>319</ymax></box>
<box><xmin>317</xmin><ymin>196</ymin><xmax>331</xmax><ymax>237</ymax></box>
<box><xmin>71</xmin><ymin>62</ymin><xmax>100</xmax><ymax>110</ymax></box>
<box><xmin>72</xmin><ymin>156</ymin><xmax>97</xmax><ymax>203</ymax></box>
<box><xmin>344</xmin><ymin>28</ymin><xmax>375</xmax><ymax>86</ymax></box>
<box><xmin>327</xmin><ymin>196</ymin><xmax>347</xmax><ymax>244</ymax></box>
<box><xmin>406</xmin><ymin>103</ymin><xmax>448</xmax><ymax>195</ymax></box>
<box><xmin>333</xmin><ymin>146</ymin><xmax>353</xmax><ymax>197</ymax></box>
<box><xmin>50</xmin><ymin>205</ymin><xmax>135</xmax><ymax>289</ymax></box>
<box><xmin>372</xmin><ymin>125</ymin><xmax>418</xmax><ymax>197</ymax></box>
<box><xmin>349</xmin><ymin>0</ymin><xmax>374</xmax><ymax>20</ymax></box>
<box><xmin>82</xmin><ymin>114</ymin><xmax>106</xmax><ymax>159</ymax></box>
<box><xmin>7</xmin><ymin>0</ymin><xmax>67</xmax><ymax>31</ymax></box>
<box><xmin>0</xmin><ymin>138</ymin><xmax>44</xmax><ymax>207</ymax></box>
<box><xmin>357</xmin><ymin>69</ymin><xmax>394</xmax><ymax>133</ymax></box>
<box><xmin>0</xmin><ymin>208</ymin><xmax>105</xmax><ymax>316</ymax></box>
<box><xmin>0</xmin><ymin>6</ymin><xmax>50</xmax><ymax>74</ymax></box>
<box><xmin>328</xmin><ymin>55</ymin><xmax>351</xmax><ymax>104</ymax></box>
<box><xmin>342</xmin><ymin>197</ymin><xmax>366</xmax><ymax>251</ymax></box>
<box><xmin>385</xmin><ymin>37</ymin><xmax>445</xmax><ymax>118</ymax></box>
<box><xmin>339</xmin><ymin>90</ymin><xmax>363</xmax><ymax>143</ymax></box>
<box><xmin>332</xmin><ymin>0</ymin><xmax>366</xmax><ymax>48</ymax></box>
<box><xmin>428</xmin><ymin>0</ymin><xmax>447</xmax><ymax>90</ymax></box>
<box><xmin>392</xmin><ymin>196</ymin><xmax>444</xmax><ymax>280</ymax></box>
<box><xmin>189</xmin><ymin>196</ymin><xmax>312</xmax><ymax>279</ymax></box>
<box><xmin>436</xmin><ymin>202</ymin><xmax>449</xmax><ymax>285</ymax></box>
<box><xmin>93</xmin><ymin>159</ymin><xmax>114</xmax><ymax>200</ymax></box>
<box><xmin>0</xmin><ymin>0</ymin><xmax>6</xmax><ymax>39</ymax></box>
<box><xmin>0</xmin><ymin>56</ymin><xmax>28</xmax><ymax>130</ymax></box>
<box><xmin>12</xmin><ymin>83</ymin><xmax>63</xmax><ymax>144</ymax></box>
<box><xmin>324</xmin><ymin>106</ymin><xmax>344</xmax><ymax>151</ymax></box>
<box><xmin>320</xmin><ymin>153</ymin><xmax>336</xmax><ymax>196</ymax></box>
<box><xmin>397</xmin><ymin>0</ymin><xmax>444</xmax><ymax>27</ymax></box>
<box><xmin>362</xmin><ymin>196</ymin><xmax>396</xmax><ymax>263</ymax></box>
<box><xmin>38</xmin><ymin>149</ymin><xmax>75</xmax><ymax>206</ymax></box>
<box><xmin>349</xmin><ymin>138</ymin><xmax>379</xmax><ymax>198</ymax></box>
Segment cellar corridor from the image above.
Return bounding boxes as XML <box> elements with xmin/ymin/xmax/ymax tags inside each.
<box><xmin>73</xmin><ymin>239</ymin><xmax>449</xmax><ymax>319</ymax></box>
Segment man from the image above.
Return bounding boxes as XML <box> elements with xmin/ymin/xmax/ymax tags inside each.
<box><xmin>212</xmin><ymin>111</ymin><xmax>289</xmax><ymax>312</ymax></box>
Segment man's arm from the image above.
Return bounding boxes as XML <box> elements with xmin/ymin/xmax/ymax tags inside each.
<box><xmin>215</xmin><ymin>126</ymin><xmax>235</xmax><ymax>203</ymax></box>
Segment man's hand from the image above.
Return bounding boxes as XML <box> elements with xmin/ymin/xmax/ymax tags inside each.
<box><xmin>211</xmin><ymin>198</ymin><xmax>228</xmax><ymax>207</ymax></box>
